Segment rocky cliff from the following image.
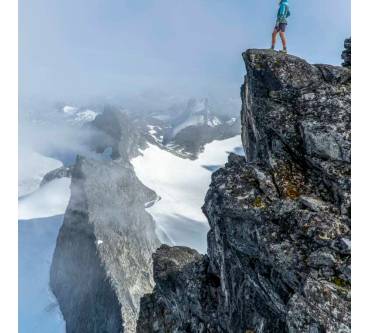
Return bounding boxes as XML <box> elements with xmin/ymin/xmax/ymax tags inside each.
<box><xmin>137</xmin><ymin>45</ymin><xmax>351</xmax><ymax>333</ymax></box>
<box><xmin>342</xmin><ymin>38</ymin><xmax>351</xmax><ymax>68</ymax></box>
<box><xmin>50</xmin><ymin>109</ymin><xmax>161</xmax><ymax>333</ymax></box>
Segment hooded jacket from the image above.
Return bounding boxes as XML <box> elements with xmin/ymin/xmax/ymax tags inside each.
<box><xmin>277</xmin><ymin>0</ymin><xmax>291</xmax><ymax>24</ymax></box>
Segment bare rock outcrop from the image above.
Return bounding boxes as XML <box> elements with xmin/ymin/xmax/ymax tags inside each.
<box><xmin>40</xmin><ymin>165</ymin><xmax>72</xmax><ymax>187</ymax></box>
<box><xmin>137</xmin><ymin>44</ymin><xmax>351</xmax><ymax>333</ymax></box>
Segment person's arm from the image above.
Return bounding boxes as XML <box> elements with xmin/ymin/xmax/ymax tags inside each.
<box><xmin>286</xmin><ymin>7</ymin><xmax>291</xmax><ymax>18</ymax></box>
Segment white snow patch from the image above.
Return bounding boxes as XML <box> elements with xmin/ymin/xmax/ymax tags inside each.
<box><xmin>19</xmin><ymin>150</ymin><xmax>63</xmax><ymax>197</ymax></box>
<box><xmin>147</xmin><ymin>125</ymin><xmax>164</xmax><ymax>144</ymax></box>
<box><xmin>73</xmin><ymin>109</ymin><xmax>98</xmax><ymax>123</ymax></box>
<box><xmin>97</xmin><ymin>240</ymin><xmax>104</xmax><ymax>245</ymax></box>
<box><xmin>62</xmin><ymin>105</ymin><xmax>98</xmax><ymax>124</ymax></box>
<box><xmin>18</xmin><ymin>178</ymin><xmax>71</xmax><ymax>220</ymax></box>
<box><xmin>132</xmin><ymin>135</ymin><xmax>242</xmax><ymax>253</ymax></box>
<box><xmin>147</xmin><ymin>125</ymin><xmax>157</xmax><ymax>134</ymax></box>
<box><xmin>63</xmin><ymin>105</ymin><xmax>78</xmax><ymax>115</ymax></box>
<box><xmin>207</xmin><ymin>116</ymin><xmax>222</xmax><ymax>127</ymax></box>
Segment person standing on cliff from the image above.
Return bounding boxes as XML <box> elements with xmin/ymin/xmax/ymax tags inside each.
<box><xmin>271</xmin><ymin>0</ymin><xmax>291</xmax><ymax>53</ymax></box>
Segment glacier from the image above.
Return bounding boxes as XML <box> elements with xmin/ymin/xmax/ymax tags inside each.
<box><xmin>132</xmin><ymin>135</ymin><xmax>242</xmax><ymax>253</ymax></box>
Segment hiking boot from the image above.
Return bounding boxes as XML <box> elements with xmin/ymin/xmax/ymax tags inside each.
<box><xmin>281</xmin><ymin>48</ymin><xmax>288</xmax><ymax>54</ymax></box>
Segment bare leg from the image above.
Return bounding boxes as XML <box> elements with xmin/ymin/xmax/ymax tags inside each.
<box><xmin>279</xmin><ymin>31</ymin><xmax>287</xmax><ymax>50</ymax></box>
<box><xmin>271</xmin><ymin>29</ymin><xmax>278</xmax><ymax>49</ymax></box>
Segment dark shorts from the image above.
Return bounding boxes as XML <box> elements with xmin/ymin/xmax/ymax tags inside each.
<box><xmin>275</xmin><ymin>23</ymin><xmax>287</xmax><ymax>32</ymax></box>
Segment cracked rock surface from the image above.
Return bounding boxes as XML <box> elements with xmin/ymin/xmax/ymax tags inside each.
<box><xmin>137</xmin><ymin>44</ymin><xmax>351</xmax><ymax>333</ymax></box>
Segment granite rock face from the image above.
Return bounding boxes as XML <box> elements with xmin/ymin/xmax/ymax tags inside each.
<box><xmin>240</xmin><ymin>49</ymin><xmax>351</xmax><ymax>215</ymax></box>
<box><xmin>137</xmin><ymin>46</ymin><xmax>351</xmax><ymax>332</ymax></box>
<box><xmin>137</xmin><ymin>245</ymin><xmax>222</xmax><ymax>333</ymax></box>
<box><xmin>50</xmin><ymin>109</ymin><xmax>161</xmax><ymax>333</ymax></box>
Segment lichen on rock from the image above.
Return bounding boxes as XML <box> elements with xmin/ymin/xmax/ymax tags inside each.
<box><xmin>137</xmin><ymin>42</ymin><xmax>351</xmax><ymax>333</ymax></box>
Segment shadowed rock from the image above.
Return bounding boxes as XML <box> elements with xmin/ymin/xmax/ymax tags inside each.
<box><xmin>341</xmin><ymin>38</ymin><xmax>351</xmax><ymax>68</ymax></box>
<box><xmin>88</xmin><ymin>105</ymin><xmax>148</xmax><ymax>160</ymax></box>
<box><xmin>50</xmin><ymin>113</ymin><xmax>161</xmax><ymax>333</ymax></box>
<box><xmin>137</xmin><ymin>44</ymin><xmax>351</xmax><ymax>333</ymax></box>
<box><xmin>137</xmin><ymin>245</ymin><xmax>222</xmax><ymax>333</ymax></box>
<box><xmin>40</xmin><ymin>166</ymin><xmax>72</xmax><ymax>187</ymax></box>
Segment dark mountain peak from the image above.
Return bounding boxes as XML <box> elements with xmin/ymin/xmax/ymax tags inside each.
<box><xmin>88</xmin><ymin>106</ymin><xmax>148</xmax><ymax>160</ymax></box>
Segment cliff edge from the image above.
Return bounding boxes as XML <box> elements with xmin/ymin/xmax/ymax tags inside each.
<box><xmin>137</xmin><ymin>42</ymin><xmax>351</xmax><ymax>333</ymax></box>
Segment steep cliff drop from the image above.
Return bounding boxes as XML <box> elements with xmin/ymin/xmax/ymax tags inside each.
<box><xmin>137</xmin><ymin>41</ymin><xmax>351</xmax><ymax>333</ymax></box>
<box><xmin>50</xmin><ymin>110</ymin><xmax>161</xmax><ymax>333</ymax></box>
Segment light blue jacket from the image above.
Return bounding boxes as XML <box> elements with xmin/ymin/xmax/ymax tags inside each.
<box><xmin>277</xmin><ymin>0</ymin><xmax>291</xmax><ymax>24</ymax></box>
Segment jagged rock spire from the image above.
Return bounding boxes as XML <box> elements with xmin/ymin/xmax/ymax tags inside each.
<box><xmin>342</xmin><ymin>37</ymin><xmax>351</xmax><ymax>68</ymax></box>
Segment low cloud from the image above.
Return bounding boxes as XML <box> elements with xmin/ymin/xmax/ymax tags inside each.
<box><xmin>19</xmin><ymin>0</ymin><xmax>350</xmax><ymax>106</ymax></box>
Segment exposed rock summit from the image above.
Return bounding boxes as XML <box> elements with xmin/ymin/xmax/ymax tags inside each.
<box><xmin>137</xmin><ymin>45</ymin><xmax>351</xmax><ymax>333</ymax></box>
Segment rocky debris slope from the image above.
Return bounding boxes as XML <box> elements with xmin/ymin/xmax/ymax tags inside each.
<box><xmin>137</xmin><ymin>45</ymin><xmax>350</xmax><ymax>333</ymax></box>
<box><xmin>50</xmin><ymin>108</ymin><xmax>161</xmax><ymax>333</ymax></box>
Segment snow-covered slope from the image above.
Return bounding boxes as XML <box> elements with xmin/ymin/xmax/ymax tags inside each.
<box><xmin>18</xmin><ymin>155</ymin><xmax>70</xmax><ymax>332</ymax></box>
<box><xmin>19</xmin><ymin>150</ymin><xmax>63</xmax><ymax>197</ymax></box>
<box><xmin>19</xmin><ymin>216</ymin><xmax>66</xmax><ymax>333</ymax></box>
<box><xmin>18</xmin><ymin>178</ymin><xmax>71</xmax><ymax>220</ymax></box>
<box><xmin>132</xmin><ymin>135</ymin><xmax>243</xmax><ymax>253</ymax></box>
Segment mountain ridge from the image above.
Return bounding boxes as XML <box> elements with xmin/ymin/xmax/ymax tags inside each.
<box><xmin>49</xmin><ymin>97</ymin><xmax>241</xmax><ymax>332</ymax></box>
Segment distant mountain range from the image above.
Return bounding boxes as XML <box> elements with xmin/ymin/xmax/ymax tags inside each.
<box><xmin>53</xmin><ymin>98</ymin><xmax>240</xmax><ymax>160</ymax></box>
<box><xmin>138</xmin><ymin>98</ymin><xmax>241</xmax><ymax>159</ymax></box>
<box><xmin>19</xmin><ymin>96</ymin><xmax>243</xmax><ymax>333</ymax></box>
<box><xmin>45</xmin><ymin>100</ymin><xmax>242</xmax><ymax>332</ymax></box>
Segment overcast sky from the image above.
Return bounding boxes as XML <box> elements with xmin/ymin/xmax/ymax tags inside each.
<box><xmin>19</xmin><ymin>0</ymin><xmax>351</xmax><ymax>106</ymax></box>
